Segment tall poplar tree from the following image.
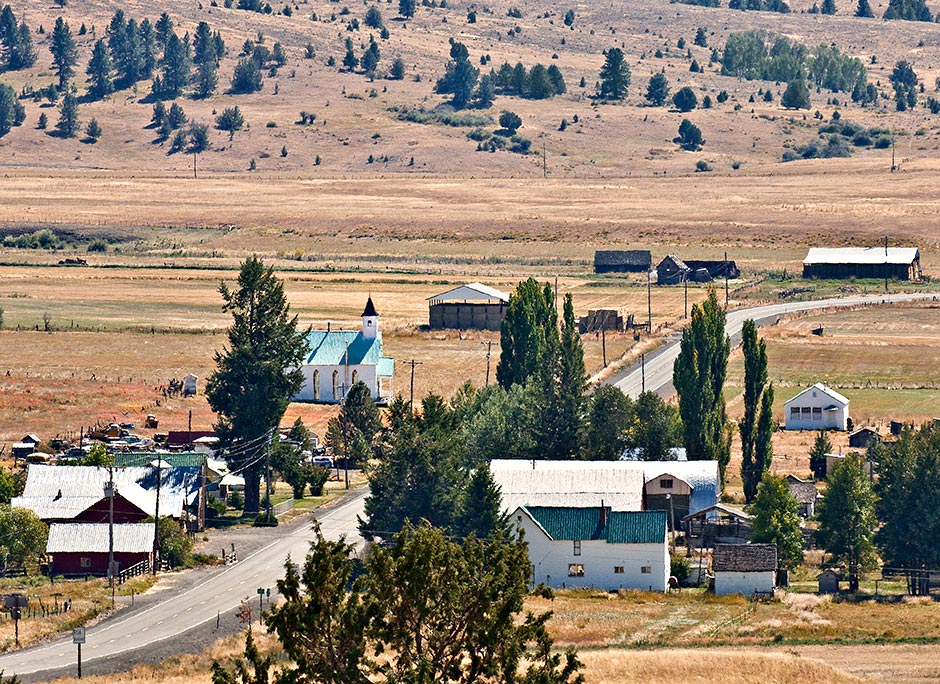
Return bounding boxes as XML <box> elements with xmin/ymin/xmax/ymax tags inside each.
<box><xmin>542</xmin><ymin>293</ymin><xmax>586</xmax><ymax>459</ymax></box>
<box><xmin>673</xmin><ymin>288</ymin><xmax>731</xmax><ymax>482</ymax></box>
<box><xmin>205</xmin><ymin>256</ymin><xmax>309</xmax><ymax>515</ymax></box>
<box><xmin>496</xmin><ymin>278</ymin><xmax>558</xmax><ymax>390</ymax></box>
<box><xmin>740</xmin><ymin>319</ymin><xmax>774</xmax><ymax>503</ymax></box>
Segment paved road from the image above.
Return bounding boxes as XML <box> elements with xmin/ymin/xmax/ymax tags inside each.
<box><xmin>607</xmin><ymin>292</ymin><xmax>939</xmax><ymax>399</ymax></box>
<box><xmin>0</xmin><ymin>490</ymin><xmax>367</xmax><ymax>679</ymax></box>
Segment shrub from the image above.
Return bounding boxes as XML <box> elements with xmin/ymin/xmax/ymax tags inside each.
<box><xmin>308</xmin><ymin>467</ymin><xmax>330</xmax><ymax>496</ymax></box>
<box><xmin>87</xmin><ymin>238</ymin><xmax>107</xmax><ymax>253</ymax></box>
<box><xmin>498</xmin><ymin>110</ymin><xmax>522</xmax><ymax>133</ymax></box>
<box><xmin>673</xmin><ymin>86</ymin><xmax>698</xmax><ymax>112</ymax></box>
<box><xmin>229</xmin><ymin>491</ymin><xmax>245</xmax><ymax>509</ymax></box>
<box><xmin>671</xmin><ymin>554</ymin><xmax>691</xmax><ymax>583</ymax></box>
<box><xmin>695</xmin><ymin>159</ymin><xmax>712</xmax><ymax>172</ymax></box>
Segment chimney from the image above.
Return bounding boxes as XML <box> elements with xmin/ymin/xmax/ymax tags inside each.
<box><xmin>600</xmin><ymin>499</ymin><xmax>607</xmax><ymax>526</ymax></box>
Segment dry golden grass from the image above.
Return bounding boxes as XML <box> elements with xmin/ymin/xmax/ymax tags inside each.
<box><xmin>579</xmin><ymin>648</ymin><xmax>864</xmax><ymax>684</ymax></box>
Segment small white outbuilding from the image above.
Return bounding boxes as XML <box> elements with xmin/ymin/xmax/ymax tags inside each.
<box><xmin>783</xmin><ymin>383</ymin><xmax>849</xmax><ymax>431</ymax></box>
<box><xmin>712</xmin><ymin>543</ymin><xmax>777</xmax><ymax>596</ymax></box>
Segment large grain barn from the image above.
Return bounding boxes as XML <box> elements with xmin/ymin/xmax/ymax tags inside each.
<box><xmin>802</xmin><ymin>247</ymin><xmax>922</xmax><ymax>280</ymax></box>
<box><xmin>594</xmin><ymin>250</ymin><xmax>652</xmax><ymax>274</ymax></box>
<box><xmin>427</xmin><ymin>283</ymin><xmax>509</xmax><ymax>331</ymax></box>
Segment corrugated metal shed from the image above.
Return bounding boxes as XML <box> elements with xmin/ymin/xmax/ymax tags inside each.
<box><xmin>490</xmin><ymin>460</ymin><xmax>718</xmax><ymax>516</ymax></box>
<box><xmin>713</xmin><ymin>544</ymin><xmax>777</xmax><ymax>572</ymax></box>
<box><xmin>427</xmin><ymin>283</ymin><xmax>510</xmax><ymax>304</ymax></box>
<box><xmin>46</xmin><ymin>523</ymin><xmax>155</xmax><ymax>554</ymax></box>
<box><xmin>803</xmin><ymin>247</ymin><xmax>920</xmax><ymax>265</ymax></box>
<box><xmin>522</xmin><ymin>507</ymin><xmax>666</xmax><ymax>544</ymax></box>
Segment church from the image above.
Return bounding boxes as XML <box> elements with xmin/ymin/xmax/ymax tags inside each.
<box><xmin>293</xmin><ymin>297</ymin><xmax>395</xmax><ymax>404</ymax></box>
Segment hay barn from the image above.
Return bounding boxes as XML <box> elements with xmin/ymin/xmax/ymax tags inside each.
<box><xmin>802</xmin><ymin>247</ymin><xmax>922</xmax><ymax>281</ymax></box>
<box><xmin>427</xmin><ymin>283</ymin><xmax>509</xmax><ymax>331</ymax></box>
<box><xmin>594</xmin><ymin>250</ymin><xmax>652</xmax><ymax>274</ymax></box>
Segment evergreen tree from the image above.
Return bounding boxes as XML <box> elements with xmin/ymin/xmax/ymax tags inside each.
<box><xmin>884</xmin><ymin>0</ymin><xmax>932</xmax><ymax>20</ymax></box>
<box><xmin>155</xmin><ymin>12</ymin><xmax>174</xmax><ymax>48</ymax></box>
<box><xmin>231</xmin><ymin>57</ymin><xmax>263</xmax><ymax>93</ymax></box>
<box><xmin>389</xmin><ymin>56</ymin><xmax>406</xmax><ymax>80</ymax></box>
<box><xmin>342</xmin><ymin>37</ymin><xmax>358</xmax><ymax>70</ymax></box>
<box><xmin>50</xmin><ymin>17</ymin><xmax>79</xmax><ymax>88</ymax></box>
<box><xmin>435</xmin><ymin>41</ymin><xmax>478</xmax><ymax>109</ymax></box>
<box><xmin>645</xmin><ymin>71</ymin><xmax>670</xmax><ymax>106</ymax></box>
<box><xmin>673</xmin><ymin>288</ymin><xmax>731</xmax><ymax>482</ymax></box>
<box><xmin>583</xmin><ymin>385</ymin><xmax>633</xmax><ymax>460</ymax></box>
<box><xmin>188</xmin><ymin>121</ymin><xmax>210</xmax><ymax>153</ymax></box>
<box><xmin>598</xmin><ymin>47</ymin><xmax>630</xmax><ymax>100</ymax></box>
<box><xmin>672</xmin><ymin>86</ymin><xmax>698</xmax><ymax>111</ymax></box>
<box><xmin>2</xmin><ymin>10</ymin><xmax>37</xmax><ymax>71</ymax></box>
<box><xmin>205</xmin><ymin>257</ymin><xmax>310</xmax><ymax>515</ymax></box>
<box><xmin>890</xmin><ymin>60</ymin><xmax>918</xmax><ymax>111</ymax></box>
<box><xmin>86</xmin><ymin>39</ymin><xmax>114</xmax><ymax>99</ymax></box>
<box><xmin>694</xmin><ymin>27</ymin><xmax>708</xmax><ymax>47</ymax></box>
<box><xmin>675</xmin><ymin>118</ymin><xmax>704</xmax><ymax>150</ymax></box>
<box><xmin>544</xmin><ymin>293</ymin><xmax>586</xmax><ymax>459</ymax></box>
<box><xmin>821</xmin><ymin>0</ymin><xmax>837</xmax><ymax>12</ymax></box>
<box><xmin>547</xmin><ymin>64</ymin><xmax>566</xmax><ymax>94</ymax></box>
<box><xmin>158</xmin><ymin>31</ymin><xmax>192</xmax><ymax>98</ymax></box>
<box><xmin>216</xmin><ymin>105</ymin><xmax>245</xmax><ymax>139</ymax></box>
<box><xmin>193</xmin><ymin>21</ymin><xmax>216</xmax><ymax>66</ymax></box>
<box><xmin>526</xmin><ymin>63</ymin><xmax>553</xmax><ymax>99</ymax></box>
<box><xmin>0</xmin><ymin>82</ymin><xmax>25</xmax><ymax>136</ymax></box>
<box><xmin>856</xmin><ymin>0</ymin><xmax>875</xmax><ymax>15</ymax></box>
<box><xmin>167</xmin><ymin>101</ymin><xmax>188</xmax><ymax>128</ymax></box>
<box><xmin>365</xmin><ymin>5</ymin><xmax>385</xmax><ymax>28</ymax></box>
<box><xmin>399</xmin><ymin>0</ymin><xmax>416</xmax><ymax>18</ymax></box>
<box><xmin>474</xmin><ymin>72</ymin><xmax>495</xmax><ymax>107</ymax></box>
<box><xmin>781</xmin><ymin>79</ymin><xmax>811</xmax><ymax>109</ymax></box>
<box><xmin>749</xmin><ymin>473</ymin><xmax>804</xmax><ymax>570</ymax></box>
<box><xmin>496</xmin><ymin>278</ymin><xmax>558</xmax><ymax>390</ymax></box>
<box><xmin>151</xmin><ymin>100</ymin><xmax>167</xmax><ymax>128</ymax></box>
<box><xmin>84</xmin><ymin>117</ymin><xmax>102</xmax><ymax>142</ymax></box>
<box><xmin>456</xmin><ymin>464</ymin><xmax>508</xmax><ymax>539</ymax></box>
<box><xmin>55</xmin><ymin>88</ymin><xmax>79</xmax><ymax>137</ymax></box>
<box><xmin>195</xmin><ymin>60</ymin><xmax>218</xmax><ymax>98</ymax></box>
<box><xmin>815</xmin><ymin>453</ymin><xmax>877</xmax><ymax>592</ymax></box>
<box><xmin>809</xmin><ymin>429</ymin><xmax>831</xmax><ymax>479</ymax></box>
<box><xmin>139</xmin><ymin>19</ymin><xmax>157</xmax><ymax>79</ymax></box>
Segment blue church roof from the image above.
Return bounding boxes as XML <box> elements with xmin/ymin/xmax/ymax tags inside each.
<box><xmin>303</xmin><ymin>330</ymin><xmax>393</xmax><ymax>376</ymax></box>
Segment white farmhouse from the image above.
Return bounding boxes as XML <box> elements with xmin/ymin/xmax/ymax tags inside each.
<box><xmin>513</xmin><ymin>505</ymin><xmax>669</xmax><ymax>592</ymax></box>
<box><xmin>712</xmin><ymin>543</ymin><xmax>777</xmax><ymax>596</ymax></box>
<box><xmin>293</xmin><ymin>297</ymin><xmax>394</xmax><ymax>404</ymax></box>
<box><xmin>783</xmin><ymin>383</ymin><xmax>849</xmax><ymax>431</ymax></box>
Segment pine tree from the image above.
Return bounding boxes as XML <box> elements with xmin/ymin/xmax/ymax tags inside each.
<box><xmin>750</xmin><ymin>473</ymin><xmax>804</xmax><ymax>570</ymax></box>
<box><xmin>457</xmin><ymin>464</ymin><xmax>508</xmax><ymax>539</ymax></box>
<box><xmin>856</xmin><ymin>0</ymin><xmax>875</xmax><ymax>16</ymax></box>
<box><xmin>84</xmin><ymin>117</ymin><xmax>102</xmax><ymax>142</ymax></box>
<box><xmin>645</xmin><ymin>71</ymin><xmax>670</xmax><ymax>106</ymax></box>
<box><xmin>86</xmin><ymin>39</ymin><xmax>114</xmax><ymax>99</ymax></box>
<box><xmin>193</xmin><ymin>21</ymin><xmax>216</xmax><ymax>66</ymax></box>
<box><xmin>195</xmin><ymin>60</ymin><xmax>219</xmax><ymax>98</ymax></box>
<box><xmin>435</xmin><ymin>40</ymin><xmax>479</xmax><ymax>110</ymax></box>
<box><xmin>399</xmin><ymin>0</ymin><xmax>416</xmax><ymax>18</ymax></box>
<box><xmin>598</xmin><ymin>47</ymin><xmax>630</xmax><ymax>99</ymax></box>
<box><xmin>158</xmin><ymin>31</ymin><xmax>192</xmax><ymax>98</ymax></box>
<box><xmin>583</xmin><ymin>385</ymin><xmax>633</xmax><ymax>460</ymax></box>
<box><xmin>781</xmin><ymin>79</ymin><xmax>811</xmax><ymax>109</ymax></box>
<box><xmin>205</xmin><ymin>257</ymin><xmax>309</xmax><ymax>514</ymax></box>
<box><xmin>342</xmin><ymin>37</ymin><xmax>358</xmax><ymax>70</ymax></box>
<box><xmin>50</xmin><ymin>17</ymin><xmax>78</xmax><ymax>88</ymax></box>
<box><xmin>821</xmin><ymin>0</ymin><xmax>837</xmax><ymax>13</ymax></box>
<box><xmin>673</xmin><ymin>288</ymin><xmax>731</xmax><ymax>482</ymax></box>
<box><xmin>0</xmin><ymin>83</ymin><xmax>25</xmax><ymax>137</ymax></box>
<box><xmin>809</xmin><ymin>430</ymin><xmax>832</xmax><ymax>479</ymax></box>
<box><xmin>155</xmin><ymin>12</ymin><xmax>174</xmax><ymax>48</ymax></box>
<box><xmin>55</xmin><ymin>89</ymin><xmax>79</xmax><ymax>137</ymax></box>
<box><xmin>139</xmin><ymin>19</ymin><xmax>157</xmax><ymax>78</ymax></box>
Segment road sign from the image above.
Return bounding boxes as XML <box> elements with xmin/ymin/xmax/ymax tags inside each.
<box><xmin>72</xmin><ymin>627</ymin><xmax>86</xmax><ymax>644</ymax></box>
<box><xmin>4</xmin><ymin>593</ymin><xmax>28</xmax><ymax>609</ymax></box>
<box><xmin>257</xmin><ymin>587</ymin><xmax>264</xmax><ymax>595</ymax></box>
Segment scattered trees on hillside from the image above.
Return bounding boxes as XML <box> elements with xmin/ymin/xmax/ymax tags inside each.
<box><xmin>728</xmin><ymin>0</ymin><xmax>790</xmax><ymax>12</ymax></box>
<box><xmin>0</xmin><ymin>5</ymin><xmax>37</xmax><ymax>72</ymax></box>
<box><xmin>598</xmin><ymin>47</ymin><xmax>630</xmax><ymax>100</ymax></box>
<box><xmin>883</xmin><ymin>0</ymin><xmax>932</xmax><ymax>20</ymax></box>
<box><xmin>674</xmin><ymin>288</ymin><xmax>730</xmax><ymax>481</ymax></box>
<box><xmin>490</xmin><ymin>61</ymin><xmax>566</xmax><ymax>100</ymax></box>
<box><xmin>205</xmin><ymin>257</ymin><xmax>310</xmax><ymax>515</ymax></box>
<box><xmin>890</xmin><ymin>60</ymin><xmax>918</xmax><ymax>111</ymax></box>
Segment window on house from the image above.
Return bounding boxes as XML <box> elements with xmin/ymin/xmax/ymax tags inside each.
<box><xmin>573</xmin><ymin>540</ymin><xmax>581</xmax><ymax>556</ymax></box>
<box><xmin>812</xmin><ymin>407</ymin><xmax>823</xmax><ymax>420</ymax></box>
<box><xmin>614</xmin><ymin>566</ymin><xmax>624</xmax><ymax>574</ymax></box>
<box><xmin>530</xmin><ymin>564</ymin><xmax>535</xmax><ymax>579</ymax></box>
<box><xmin>790</xmin><ymin>407</ymin><xmax>800</xmax><ymax>418</ymax></box>
<box><xmin>641</xmin><ymin>566</ymin><xmax>651</xmax><ymax>574</ymax></box>
<box><xmin>568</xmin><ymin>564</ymin><xmax>584</xmax><ymax>577</ymax></box>
<box><xmin>802</xmin><ymin>407</ymin><xmax>812</xmax><ymax>416</ymax></box>
<box><xmin>80</xmin><ymin>557</ymin><xmax>91</xmax><ymax>568</ymax></box>
<box><xmin>660</xmin><ymin>478</ymin><xmax>673</xmax><ymax>489</ymax></box>
<box><xmin>351</xmin><ymin>370</ymin><xmax>359</xmax><ymax>385</ymax></box>
<box><xmin>313</xmin><ymin>370</ymin><xmax>320</xmax><ymax>401</ymax></box>
<box><xmin>332</xmin><ymin>370</ymin><xmax>339</xmax><ymax>400</ymax></box>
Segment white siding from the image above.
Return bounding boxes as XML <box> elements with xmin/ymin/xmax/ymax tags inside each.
<box><xmin>784</xmin><ymin>386</ymin><xmax>848</xmax><ymax>431</ymax></box>
<box><xmin>714</xmin><ymin>571</ymin><xmax>775</xmax><ymax>596</ymax></box>
<box><xmin>516</xmin><ymin>512</ymin><xmax>669</xmax><ymax>592</ymax></box>
<box><xmin>295</xmin><ymin>364</ymin><xmax>379</xmax><ymax>402</ymax></box>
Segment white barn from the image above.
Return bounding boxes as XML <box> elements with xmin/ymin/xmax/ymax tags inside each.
<box><xmin>293</xmin><ymin>297</ymin><xmax>394</xmax><ymax>404</ymax></box>
<box><xmin>783</xmin><ymin>383</ymin><xmax>849</xmax><ymax>431</ymax></box>
<box><xmin>514</xmin><ymin>505</ymin><xmax>669</xmax><ymax>592</ymax></box>
<box><xmin>713</xmin><ymin>544</ymin><xmax>777</xmax><ymax>596</ymax></box>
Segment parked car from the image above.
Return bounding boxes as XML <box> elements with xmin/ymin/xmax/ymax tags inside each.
<box><xmin>312</xmin><ymin>455</ymin><xmax>334</xmax><ymax>469</ymax></box>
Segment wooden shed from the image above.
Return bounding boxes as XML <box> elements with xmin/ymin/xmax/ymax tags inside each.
<box><xmin>46</xmin><ymin>523</ymin><xmax>154</xmax><ymax>577</ymax></box>
<box><xmin>817</xmin><ymin>569</ymin><xmax>841</xmax><ymax>594</ymax></box>
<box><xmin>427</xmin><ymin>283</ymin><xmax>509</xmax><ymax>331</ymax></box>
<box><xmin>712</xmin><ymin>544</ymin><xmax>777</xmax><ymax>596</ymax></box>
<box><xmin>594</xmin><ymin>250</ymin><xmax>652</xmax><ymax>274</ymax></box>
<box><xmin>656</xmin><ymin>255</ymin><xmax>690</xmax><ymax>285</ymax></box>
<box><xmin>848</xmin><ymin>427</ymin><xmax>881</xmax><ymax>450</ymax></box>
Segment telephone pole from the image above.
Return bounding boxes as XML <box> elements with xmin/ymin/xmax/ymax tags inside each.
<box><xmin>647</xmin><ymin>270</ymin><xmax>652</xmax><ymax>334</ymax></box>
<box><xmin>684</xmin><ymin>277</ymin><xmax>689</xmax><ymax>319</ymax></box>
<box><xmin>106</xmin><ymin>465</ymin><xmax>115</xmax><ymax>605</ymax></box>
<box><xmin>542</xmin><ymin>142</ymin><xmax>547</xmax><ymax>178</ymax></box>
<box><xmin>481</xmin><ymin>341</ymin><xmax>493</xmax><ymax>386</ymax></box>
<box><xmin>408</xmin><ymin>359</ymin><xmax>423</xmax><ymax>414</ymax></box>
<box><xmin>265</xmin><ymin>433</ymin><xmax>273</xmax><ymax>521</ymax></box>
<box><xmin>724</xmin><ymin>251</ymin><xmax>729</xmax><ymax>307</ymax></box>
<box><xmin>152</xmin><ymin>459</ymin><xmax>161</xmax><ymax>574</ymax></box>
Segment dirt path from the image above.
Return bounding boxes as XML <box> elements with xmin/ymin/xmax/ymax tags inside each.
<box><xmin>759</xmin><ymin>643</ymin><xmax>940</xmax><ymax>683</ymax></box>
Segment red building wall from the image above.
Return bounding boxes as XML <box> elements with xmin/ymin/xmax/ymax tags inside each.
<box><xmin>51</xmin><ymin>551</ymin><xmax>152</xmax><ymax>577</ymax></box>
<box><xmin>73</xmin><ymin>496</ymin><xmax>149</xmax><ymax>524</ymax></box>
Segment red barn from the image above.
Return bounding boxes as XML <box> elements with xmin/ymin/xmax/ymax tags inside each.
<box><xmin>46</xmin><ymin>523</ymin><xmax>154</xmax><ymax>577</ymax></box>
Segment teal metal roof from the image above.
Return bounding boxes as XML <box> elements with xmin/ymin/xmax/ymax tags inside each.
<box><xmin>524</xmin><ymin>507</ymin><xmax>665</xmax><ymax>544</ymax></box>
<box><xmin>114</xmin><ymin>452</ymin><xmax>206</xmax><ymax>468</ymax></box>
<box><xmin>303</xmin><ymin>330</ymin><xmax>383</xmax><ymax>366</ymax></box>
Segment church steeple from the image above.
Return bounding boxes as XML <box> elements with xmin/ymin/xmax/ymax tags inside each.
<box><xmin>361</xmin><ymin>296</ymin><xmax>379</xmax><ymax>339</ymax></box>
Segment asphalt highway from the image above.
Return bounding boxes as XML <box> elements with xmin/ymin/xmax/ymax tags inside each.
<box><xmin>607</xmin><ymin>291</ymin><xmax>939</xmax><ymax>398</ymax></box>
<box><xmin>0</xmin><ymin>489</ymin><xmax>367</xmax><ymax>679</ymax></box>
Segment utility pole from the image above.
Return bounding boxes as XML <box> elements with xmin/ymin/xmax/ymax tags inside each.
<box><xmin>641</xmin><ymin>353</ymin><xmax>646</xmax><ymax>393</ymax></box>
<box><xmin>542</xmin><ymin>142</ymin><xmax>547</xmax><ymax>178</ymax></box>
<box><xmin>408</xmin><ymin>359</ymin><xmax>422</xmax><ymax>414</ymax></box>
<box><xmin>684</xmin><ymin>277</ymin><xmax>689</xmax><ymax>319</ymax></box>
<box><xmin>724</xmin><ymin>252</ymin><xmax>729</xmax><ymax>307</ymax></box>
<box><xmin>601</xmin><ymin>326</ymin><xmax>607</xmax><ymax>367</ymax></box>
<box><xmin>105</xmin><ymin>466</ymin><xmax>115</xmax><ymax>606</ymax></box>
<box><xmin>193</xmin><ymin>150</ymin><xmax>197</xmax><ymax>179</ymax></box>
<box><xmin>647</xmin><ymin>270</ymin><xmax>652</xmax><ymax>334</ymax></box>
<box><xmin>265</xmin><ymin>433</ymin><xmax>273</xmax><ymax>521</ymax></box>
<box><xmin>481</xmin><ymin>341</ymin><xmax>492</xmax><ymax>386</ymax></box>
<box><xmin>152</xmin><ymin>460</ymin><xmax>161</xmax><ymax>575</ymax></box>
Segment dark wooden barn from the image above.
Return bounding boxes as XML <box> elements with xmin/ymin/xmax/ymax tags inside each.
<box><xmin>594</xmin><ymin>250</ymin><xmax>652</xmax><ymax>274</ymax></box>
<box><xmin>802</xmin><ymin>247</ymin><xmax>922</xmax><ymax>281</ymax></box>
<box><xmin>46</xmin><ymin>523</ymin><xmax>154</xmax><ymax>577</ymax></box>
